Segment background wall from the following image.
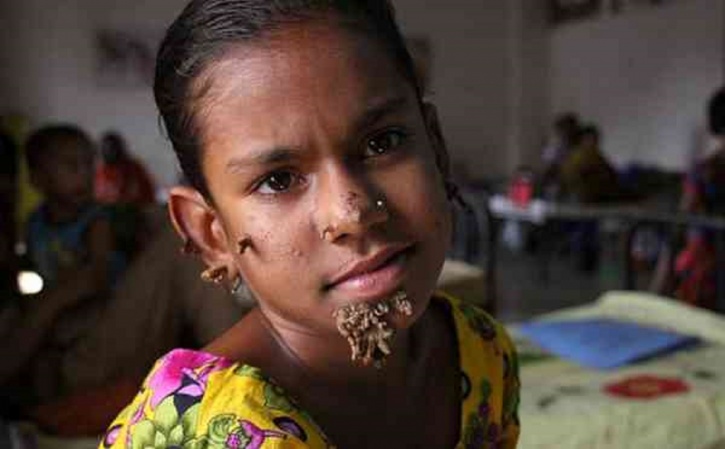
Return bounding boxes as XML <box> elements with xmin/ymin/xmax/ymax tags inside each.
<box><xmin>550</xmin><ymin>0</ymin><xmax>724</xmax><ymax>170</ymax></box>
<box><xmin>1</xmin><ymin>0</ymin><xmax>186</xmax><ymax>187</ymax></box>
<box><xmin>0</xmin><ymin>0</ymin><xmax>524</xmax><ymax>187</ymax></box>
<box><xmin>393</xmin><ymin>1</ymin><xmax>516</xmax><ymax>179</ymax></box>
<box><xmin>1</xmin><ymin>0</ymin><xmax>723</xmax><ymax>187</ymax></box>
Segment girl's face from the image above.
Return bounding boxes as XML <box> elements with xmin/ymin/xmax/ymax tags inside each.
<box><xmin>180</xmin><ymin>22</ymin><xmax>451</xmax><ymax>335</ymax></box>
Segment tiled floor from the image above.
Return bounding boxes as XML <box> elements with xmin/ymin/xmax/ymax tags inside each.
<box><xmin>493</xmin><ymin>230</ymin><xmax>630</xmax><ymax>323</ymax></box>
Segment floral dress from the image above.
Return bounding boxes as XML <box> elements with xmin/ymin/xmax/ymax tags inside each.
<box><xmin>99</xmin><ymin>294</ymin><xmax>520</xmax><ymax>449</ymax></box>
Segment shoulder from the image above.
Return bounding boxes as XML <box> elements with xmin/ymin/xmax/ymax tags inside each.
<box><xmin>435</xmin><ymin>292</ymin><xmax>518</xmax><ymax>397</ymax></box>
<box><xmin>436</xmin><ymin>292</ymin><xmax>515</xmax><ymax>352</ymax></box>
<box><xmin>101</xmin><ymin>349</ymin><xmax>330</xmax><ymax>448</ymax></box>
<box><xmin>100</xmin><ymin>349</ymin><xmax>234</xmax><ymax>448</ymax></box>
<box><xmin>436</xmin><ymin>293</ymin><xmax>521</xmax><ymax>447</ymax></box>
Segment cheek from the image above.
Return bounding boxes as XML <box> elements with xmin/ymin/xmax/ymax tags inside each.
<box><xmin>229</xmin><ymin>207</ymin><xmax>313</xmax><ymax>284</ymax></box>
<box><xmin>386</xmin><ymin>161</ymin><xmax>451</xmax><ymax>244</ymax></box>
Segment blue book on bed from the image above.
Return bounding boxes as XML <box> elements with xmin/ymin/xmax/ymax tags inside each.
<box><xmin>517</xmin><ymin>319</ymin><xmax>698</xmax><ymax>369</ymax></box>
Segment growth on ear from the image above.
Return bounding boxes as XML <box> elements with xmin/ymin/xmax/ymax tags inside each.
<box><xmin>167</xmin><ymin>186</ymin><xmax>237</xmax><ymax>272</ymax></box>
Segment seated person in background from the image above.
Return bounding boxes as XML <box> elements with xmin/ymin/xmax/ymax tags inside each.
<box><xmin>0</xmin><ymin>127</ymin><xmax>245</xmax><ymax>436</ymax></box>
<box><xmin>95</xmin><ymin>131</ymin><xmax>159</xmax><ymax>258</ymax></box>
<box><xmin>94</xmin><ymin>131</ymin><xmax>156</xmax><ymax>206</ymax></box>
<box><xmin>0</xmin><ymin>125</ymin><xmax>121</xmax><ymax>409</ymax></box>
<box><xmin>540</xmin><ymin>112</ymin><xmax>581</xmax><ymax>199</ymax></box>
<box><xmin>28</xmin><ymin>220</ymin><xmax>248</xmax><ymax>437</ymax></box>
<box><xmin>559</xmin><ymin>125</ymin><xmax>621</xmax><ymax>272</ymax></box>
<box><xmin>653</xmin><ymin>87</ymin><xmax>725</xmax><ymax>309</ymax></box>
<box><xmin>560</xmin><ymin>124</ymin><xmax>621</xmax><ymax>204</ymax></box>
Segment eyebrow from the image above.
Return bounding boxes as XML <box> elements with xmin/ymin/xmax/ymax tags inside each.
<box><xmin>353</xmin><ymin>94</ymin><xmax>411</xmax><ymax>133</ymax></box>
<box><xmin>225</xmin><ymin>94</ymin><xmax>412</xmax><ymax>173</ymax></box>
<box><xmin>226</xmin><ymin>147</ymin><xmax>298</xmax><ymax>174</ymax></box>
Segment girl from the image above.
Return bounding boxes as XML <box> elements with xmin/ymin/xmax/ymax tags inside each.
<box><xmin>101</xmin><ymin>1</ymin><xmax>520</xmax><ymax>448</ymax></box>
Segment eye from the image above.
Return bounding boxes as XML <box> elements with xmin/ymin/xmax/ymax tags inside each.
<box><xmin>256</xmin><ymin>170</ymin><xmax>299</xmax><ymax>194</ymax></box>
<box><xmin>364</xmin><ymin>129</ymin><xmax>408</xmax><ymax>157</ymax></box>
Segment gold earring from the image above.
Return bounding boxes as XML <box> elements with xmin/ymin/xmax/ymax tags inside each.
<box><xmin>230</xmin><ymin>276</ymin><xmax>244</xmax><ymax>295</ymax></box>
<box><xmin>200</xmin><ymin>265</ymin><xmax>227</xmax><ymax>284</ymax></box>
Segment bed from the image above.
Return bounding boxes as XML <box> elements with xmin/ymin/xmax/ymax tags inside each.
<box><xmin>512</xmin><ymin>291</ymin><xmax>725</xmax><ymax>449</ymax></box>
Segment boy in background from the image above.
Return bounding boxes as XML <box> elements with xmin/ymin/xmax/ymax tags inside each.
<box><xmin>0</xmin><ymin>125</ymin><xmax>118</xmax><ymax>408</ymax></box>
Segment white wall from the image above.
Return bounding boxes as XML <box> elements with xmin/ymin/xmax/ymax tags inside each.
<box><xmin>393</xmin><ymin>1</ymin><xmax>515</xmax><ymax>179</ymax></box>
<box><xmin>2</xmin><ymin>0</ymin><xmax>187</xmax><ymax>187</ymax></box>
<box><xmin>4</xmin><ymin>1</ymin><xmax>721</xmax><ymax>183</ymax></box>
<box><xmin>550</xmin><ymin>0</ymin><xmax>724</xmax><ymax>170</ymax></box>
<box><xmin>1</xmin><ymin>0</ymin><xmax>522</xmax><ymax>186</ymax></box>
<box><xmin>508</xmin><ymin>0</ymin><xmax>550</xmax><ymax>169</ymax></box>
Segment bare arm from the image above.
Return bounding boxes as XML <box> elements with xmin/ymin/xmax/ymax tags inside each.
<box><xmin>0</xmin><ymin>217</ymin><xmax>114</xmax><ymax>385</ymax></box>
<box><xmin>62</xmin><ymin>216</ymin><xmax>113</xmax><ymax>298</ymax></box>
<box><xmin>0</xmin><ymin>289</ymin><xmax>80</xmax><ymax>385</ymax></box>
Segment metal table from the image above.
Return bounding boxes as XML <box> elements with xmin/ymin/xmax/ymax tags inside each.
<box><xmin>487</xmin><ymin>195</ymin><xmax>725</xmax><ymax>313</ymax></box>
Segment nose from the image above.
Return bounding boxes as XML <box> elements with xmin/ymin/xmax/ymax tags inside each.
<box><xmin>315</xmin><ymin>165</ymin><xmax>389</xmax><ymax>244</ymax></box>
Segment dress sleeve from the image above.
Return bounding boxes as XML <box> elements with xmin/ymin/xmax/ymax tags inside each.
<box><xmin>98</xmin><ymin>349</ymin><xmax>328</xmax><ymax>449</ymax></box>
<box><xmin>97</xmin><ymin>349</ymin><xmax>231</xmax><ymax>449</ymax></box>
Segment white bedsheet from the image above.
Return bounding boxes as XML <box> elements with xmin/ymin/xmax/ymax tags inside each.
<box><xmin>514</xmin><ymin>291</ymin><xmax>725</xmax><ymax>449</ymax></box>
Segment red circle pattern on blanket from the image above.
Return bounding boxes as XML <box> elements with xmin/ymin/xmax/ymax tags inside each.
<box><xmin>604</xmin><ymin>375</ymin><xmax>690</xmax><ymax>400</ymax></box>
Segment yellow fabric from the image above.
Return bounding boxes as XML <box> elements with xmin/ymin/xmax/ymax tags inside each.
<box><xmin>99</xmin><ymin>294</ymin><xmax>520</xmax><ymax>448</ymax></box>
<box><xmin>0</xmin><ymin>114</ymin><xmax>42</xmax><ymax>233</ymax></box>
<box><xmin>560</xmin><ymin>145</ymin><xmax>618</xmax><ymax>203</ymax></box>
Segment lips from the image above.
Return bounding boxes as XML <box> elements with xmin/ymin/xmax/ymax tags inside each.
<box><xmin>326</xmin><ymin>244</ymin><xmax>412</xmax><ymax>300</ymax></box>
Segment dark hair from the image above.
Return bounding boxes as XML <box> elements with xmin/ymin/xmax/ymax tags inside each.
<box><xmin>708</xmin><ymin>87</ymin><xmax>725</xmax><ymax>135</ymax></box>
<box><xmin>553</xmin><ymin>112</ymin><xmax>580</xmax><ymax>147</ymax></box>
<box><xmin>577</xmin><ymin>124</ymin><xmax>600</xmax><ymax>144</ymax></box>
<box><xmin>101</xmin><ymin>131</ymin><xmax>129</xmax><ymax>162</ymax></box>
<box><xmin>155</xmin><ymin>0</ymin><xmax>421</xmax><ymax>198</ymax></box>
<box><xmin>25</xmin><ymin>125</ymin><xmax>93</xmax><ymax>172</ymax></box>
<box><xmin>101</xmin><ymin>131</ymin><xmax>126</xmax><ymax>150</ymax></box>
<box><xmin>554</xmin><ymin>112</ymin><xmax>579</xmax><ymax>132</ymax></box>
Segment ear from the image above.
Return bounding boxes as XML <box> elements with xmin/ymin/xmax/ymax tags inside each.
<box><xmin>167</xmin><ymin>186</ymin><xmax>238</xmax><ymax>278</ymax></box>
<box><xmin>422</xmin><ymin>102</ymin><xmax>450</xmax><ymax>180</ymax></box>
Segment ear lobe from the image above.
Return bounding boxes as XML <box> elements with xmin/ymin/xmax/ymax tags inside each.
<box><xmin>422</xmin><ymin>102</ymin><xmax>450</xmax><ymax>179</ymax></box>
<box><xmin>167</xmin><ymin>186</ymin><xmax>236</xmax><ymax>271</ymax></box>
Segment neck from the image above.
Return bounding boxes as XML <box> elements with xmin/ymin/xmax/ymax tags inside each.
<box><xmin>259</xmin><ymin>307</ymin><xmax>416</xmax><ymax>389</ymax></box>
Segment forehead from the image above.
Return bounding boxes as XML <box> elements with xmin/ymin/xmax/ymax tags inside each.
<box><xmin>194</xmin><ymin>22</ymin><xmax>417</xmax><ymax>149</ymax></box>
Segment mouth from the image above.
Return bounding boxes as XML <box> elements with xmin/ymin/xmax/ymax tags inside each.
<box><xmin>325</xmin><ymin>244</ymin><xmax>413</xmax><ymax>300</ymax></box>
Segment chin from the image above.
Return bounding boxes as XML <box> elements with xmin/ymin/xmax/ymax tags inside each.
<box><xmin>390</xmin><ymin>288</ymin><xmax>434</xmax><ymax>331</ymax></box>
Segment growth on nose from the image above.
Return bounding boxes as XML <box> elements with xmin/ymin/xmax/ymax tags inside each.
<box><xmin>320</xmin><ymin>190</ymin><xmax>387</xmax><ymax>242</ymax></box>
<box><xmin>344</xmin><ymin>191</ymin><xmax>364</xmax><ymax>222</ymax></box>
